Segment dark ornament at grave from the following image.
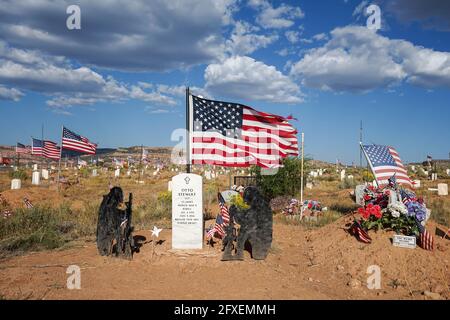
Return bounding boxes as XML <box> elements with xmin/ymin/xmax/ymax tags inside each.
<box><xmin>96</xmin><ymin>187</ymin><xmax>134</xmax><ymax>259</ymax></box>
<box><xmin>222</xmin><ymin>186</ymin><xmax>272</xmax><ymax>261</ymax></box>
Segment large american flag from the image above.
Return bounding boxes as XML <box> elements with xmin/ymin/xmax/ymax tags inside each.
<box><xmin>16</xmin><ymin>143</ymin><xmax>30</xmax><ymax>154</ymax></box>
<box><xmin>190</xmin><ymin>95</ymin><xmax>298</xmax><ymax>168</ymax></box>
<box><xmin>43</xmin><ymin>140</ymin><xmax>61</xmax><ymax>160</ymax></box>
<box><xmin>362</xmin><ymin>144</ymin><xmax>411</xmax><ymax>187</ymax></box>
<box><xmin>31</xmin><ymin>138</ymin><xmax>44</xmax><ymax>156</ymax></box>
<box><xmin>62</xmin><ymin>127</ymin><xmax>97</xmax><ymax>155</ymax></box>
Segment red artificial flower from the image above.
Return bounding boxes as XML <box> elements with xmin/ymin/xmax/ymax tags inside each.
<box><xmin>308</xmin><ymin>202</ymin><xmax>312</xmax><ymax>209</ymax></box>
<box><xmin>363</xmin><ymin>195</ymin><xmax>371</xmax><ymax>201</ymax></box>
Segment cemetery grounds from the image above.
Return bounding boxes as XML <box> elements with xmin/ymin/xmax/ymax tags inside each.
<box><xmin>0</xmin><ymin>166</ymin><xmax>449</xmax><ymax>300</ymax></box>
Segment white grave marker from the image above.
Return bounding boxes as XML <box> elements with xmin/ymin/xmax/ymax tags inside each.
<box><xmin>340</xmin><ymin>170</ymin><xmax>346</xmax><ymax>181</ymax></box>
<box><xmin>438</xmin><ymin>183</ymin><xmax>448</xmax><ymax>196</ymax></box>
<box><xmin>114</xmin><ymin>169</ymin><xmax>120</xmax><ymax>178</ymax></box>
<box><xmin>393</xmin><ymin>235</ymin><xmax>416</xmax><ymax>249</ymax></box>
<box><xmin>172</xmin><ymin>173</ymin><xmax>203</xmax><ymax>249</ymax></box>
<box><xmin>32</xmin><ymin>171</ymin><xmax>40</xmax><ymax>185</ymax></box>
<box><xmin>11</xmin><ymin>179</ymin><xmax>21</xmax><ymax>190</ymax></box>
<box><xmin>41</xmin><ymin>169</ymin><xmax>49</xmax><ymax>180</ymax></box>
<box><xmin>33</xmin><ymin>164</ymin><xmax>38</xmax><ymax>171</ymax></box>
<box><xmin>92</xmin><ymin>169</ymin><xmax>98</xmax><ymax>177</ymax></box>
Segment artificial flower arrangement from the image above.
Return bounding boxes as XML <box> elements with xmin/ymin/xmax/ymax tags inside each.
<box><xmin>353</xmin><ymin>180</ymin><xmax>431</xmax><ymax>241</ymax></box>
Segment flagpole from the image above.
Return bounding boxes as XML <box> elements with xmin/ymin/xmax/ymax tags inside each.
<box><xmin>57</xmin><ymin>126</ymin><xmax>63</xmax><ymax>191</ymax></box>
<box><xmin>300</xmin><ymin>132</ymin><xmax>305</xmax><ymax>211</ymax></box>
<box><xmin>185</xmin><ymin>86</ymin><xmax>191</xmax><ymax>174</ymax></box>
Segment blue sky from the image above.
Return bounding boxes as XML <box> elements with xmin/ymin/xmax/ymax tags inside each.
<box><xmin>0</xmin><ymin>0</ymin><xmax>449</xmax><ymax>164</ymax></box>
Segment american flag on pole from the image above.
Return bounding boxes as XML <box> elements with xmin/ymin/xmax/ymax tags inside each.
<box><xmin>362</xmin><ymin>144</ymin><xmax>412</xmax><ymax>187</ymax></box>
<box><xmin>62</xmin><ymin>127</ymin><xmax>97</xmax><ymax>155</ymax></box>
<box><xmin>16</xmin><ymin>143</ymin><xmax>30</xmax><ymax>154</ymax></box>
<box><xmin>43</xmin><ymin>140</ymin><xmax>61</xmax><ymax>160</ymax></box>
<box><xmin>190</xmin><ymin>95</ymin><xmax>298</xmax><ymax>169</ymax></box>
<box><xmin>31</xmin><ymin>138</ymin><xmax>44</xmax><ymax>156</ymax></box>
<box><xmin>206</xmin><ymin>193</ymin><xmax>230</xmax><ymax>239</ymax></box>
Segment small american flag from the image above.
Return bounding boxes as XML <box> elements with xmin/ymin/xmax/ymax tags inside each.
<box><xmin>43</xmin><ymin>140</ymin><xmax>61</xmax><ymax>160</ymax></box>
<box><xmin>31</xmin><ymin>138</ymin><xmax>44</xmax><ymax>156</ymax></box>
<box><xmin>62</xmin><ymin>127</ymin><xmax>97</xmax><ymax>155</ymax></box>
<box><xmin>362</xmin><ymin>144</ymin><xmax>412</xmax><ymax>187</ymax></box>
<box><xmin>349</xmin><ymin>219</ymin><xmax>372</xmax><ymax>244</ymax></box>
<box><xmin>16</xmin><ymin>143</ymin><xmax>31</xmax><ymax>154</ymax></box>
<box><xmin>416</xmin><ymin>222</ymin><xmax>434</xmax><ymax>251</ymax></box>
<box><xmin>206</xmin><ymin>193</ymin><xmax>230</xmax><ymax>239</ymax></box>
<box><xmin>190</xmin><ymin>95</ymin><xmax>298</xmax><ymax>169</ymax></box>
<box><xmin>23</xmin><ymin>198</ymin><xmax>33</xmax><ymax>209</ymax></box>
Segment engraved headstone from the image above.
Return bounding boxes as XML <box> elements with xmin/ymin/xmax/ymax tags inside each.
<box><xmin>340</xmin><ymin>169</ymin><xmax>346</xmax><ymax>181</ymax></box>
<box><xmin>392</xmin><ymin>235</ymin><xmax>416</xmax><ymax>249</ymax></box>
<box><xmin>172</xmin><ymin>173</ymin><xmax>203</xmax><ymax>249</ymax></box>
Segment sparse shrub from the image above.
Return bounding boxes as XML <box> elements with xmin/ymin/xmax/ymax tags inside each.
<box><xmin>339</xmin><ymin>177</ymin><xmax>357</xmax><ymax>190</ymax></box>
<box><xmin>9</xmin><ymin>169</ymin><xmax>28</xmax><ymax>181</ymax></box>
<box><xmin>251</xmin><ymin>157</ymin><xmax>311</xmax><ymax>199</ymax></box>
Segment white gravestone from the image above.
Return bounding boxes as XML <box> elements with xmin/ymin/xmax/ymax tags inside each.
<box><xmin>306</xmin><ymin>182</ymin><xmax>313</xmax><ymax>190</ymax></box>
<box><xmin>33</xmin><ymin>164</ymin><xmax>38</xmax><ymax>171</ymax></box>
<box><xmin>11</xmin><ymin>179</ymin><xmax>21</xmax><ymax>190</ymax></box>
<box><xmin>32</xmin><ymin>171</ymin><xmax>40</xmax><ymax>185</ymax></box>
<box><xmin>438</xmin><ymin>183</ymin><xmax>448</xmax><ymax>196</ymax></box>
<box><xmin>127</xmin><ymin>170</ymin><xmax>131</xmax><ymax>177</ymax></box>
<box><xmin>446</xmin><ymin>169</ymin><xmax>450</xmax><ymax>176</ymax></box>
<box><xmin>355</xmin><ymin>185</ymin><xmax>366</xmax><ymax>206</ymax></box>
<box><xmin>340</xmin><ymin>170</ymin><xmax>346</xmax><ymax>181</ymax></box>
<box><xmin>41</xmin><ymin>169</ymin><xmax>49</xmax><ymax>180</ymax></box>
<box><xmin>92</xmin><ymin>169</ymin><xmax>98</xmax><ymax>177</ymax></box>
<box><xmin>114</xmin><ymin>169</ymin><xmax>120</xmax><ymax>178</ymax></box>
<box><xmin>172</xmin><ymin>173</ymin><xmax>203</xmax><ymax>249</ymax></box>
<box><xmin>168</xmin><ymin>180</ymin><xmax>172</xmax><ymax>192</ymax></box>
<box><xmin>347</xmin><ymin>175</ymin><xmax>354</xmax><ymax>180</ymax></box>
<box><xmin>205</xmin><ymin>171</ymin><xmax>212</xmax><ymax>180</ymax></box>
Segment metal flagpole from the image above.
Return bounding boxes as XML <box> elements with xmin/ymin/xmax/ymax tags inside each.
<box><xmin>360</xmin><ymin>120</ymin><xmax>363</xmax><ymax>168</ymax></box>
<box><xmin>185</xmin><ymin>86</ymin><xmax>191</xmax><ymax>173</ymax></box>
<box><xmin>300</xmin><ymin>132</ymin><xmax>305</xmax><ymax>208</ymax></box>
<box><xmin>57</xmin><ymin>126</ymin><xmax>63</xmax><ymax>191</ymax></box>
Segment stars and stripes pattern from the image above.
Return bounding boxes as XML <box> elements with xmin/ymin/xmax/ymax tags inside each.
<box><xmin>62</xmin><ymin>127</ymin><xmax>97</xmax><ymax>155</ymax></box>
<box><xmin>43</xmin><ymin>140</ymin><xmax>61</xmax><ymax>160</ymax></box>
<box><xmin>206</xmin><ymin>193</ymin><xmax>230</xmax><ymax>239</ymax></box>
<box><xmin>362</xmin><ymin>144</ymin><xmax>412</xmax><ymax>187</ymax></box>
<box><xmin>23</xmin><ymin>198</ymin><xmax>33</xmax><ymax>209</ymax></box>
<box><xmin>418</xmin><ymin>228</ymin><xmax>434</xmax><ymax>251</ymax></box>
<box><xmin>31</xmin><ymin>138</ymin><xmax>44</xmax><ymax>156</ymax></box>
<box><xmin>349</xmin><ymin>219</ymin><xmax>372</xmax><ymax>244</ymax></box>
<box><xmin>16</xmin><ymin>143</ymin><xmax>30</xmax><ymax>154</ymax></box>
<box><xmin>190</xmin><ymin>95</ymin><xmax>298</xmax><ymax>169</ymax></box>
<box><xmin>416</xmin><ymin>220</ymin><xmax>434</xmax><ymax>251</ymax></box>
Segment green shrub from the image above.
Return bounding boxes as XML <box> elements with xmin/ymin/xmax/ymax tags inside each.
<box><xmin>9</xmin><ymin>169</ymin><xmax>28</xmax><ymax>181</ymax></box>
<box><xmin>251</xmin><ymin>157</ymin><xmax>311</xmax><ymax>199</ymax></box>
